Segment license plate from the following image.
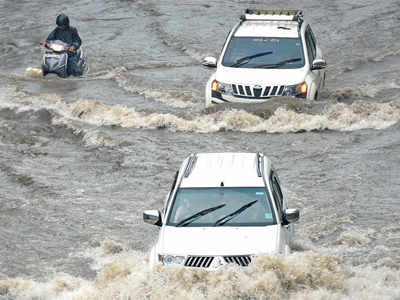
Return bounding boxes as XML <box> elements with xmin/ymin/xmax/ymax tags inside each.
<box><xmin>46</xmin><ymin>54</ymin><xmax>61</xmax><ymax>58</ymax></box>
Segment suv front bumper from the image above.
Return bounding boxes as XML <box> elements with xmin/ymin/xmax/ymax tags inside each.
<box><xmin>210</xmin><ymin>89</ymin><xmax>306</xmax><ymax>105</ymax></box>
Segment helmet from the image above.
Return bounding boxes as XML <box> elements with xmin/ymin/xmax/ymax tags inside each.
<box><xmin>56</xmin><ymin>14</ymin><xmax>70</xmax><ymax>27</ymax></box>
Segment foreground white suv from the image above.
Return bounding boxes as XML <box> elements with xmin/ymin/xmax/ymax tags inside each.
<box><xmin>202</xmin><ymin>9</ymin><xmax>327</xmax><ymax>107</ymax></box>
<box><xmin>143</xmin><ymin>153</ymin><xmax>300</xmax><ymax>269</ymax></box>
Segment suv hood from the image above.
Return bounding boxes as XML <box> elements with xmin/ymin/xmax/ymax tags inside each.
<box><xmin>159</xmin><ymin>225</ymin><xmax>280</xmax><ymax>256</ymax></box>
<box><xmin>216</xmin><ymin>66</ymin><xmax>307</xmax><ymax>86</ymax></box>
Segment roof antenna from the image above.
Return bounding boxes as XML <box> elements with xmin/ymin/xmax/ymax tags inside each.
<box><xmin>220</xmin><ymin>181</ymin><xmax>224</xmax><ymax>187</ymax></box>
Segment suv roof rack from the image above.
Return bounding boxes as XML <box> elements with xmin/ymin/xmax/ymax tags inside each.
<box><xmin>184</xmin><ymin>154</ymin><xmax>197</xmax><ymax>177</ymax></box>
<box><xmin>256</xmin><ymin>152</ymin><xmax>264</xmax><ymax>177</ymax></box>
<box><xmin>241</xmin><ymin>9</ymin><xmax>304</xmax><ymax>24</ymax></box>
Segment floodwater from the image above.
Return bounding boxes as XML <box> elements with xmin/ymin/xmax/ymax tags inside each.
<box><xmin>0</xmin><ymin>0</ymin><xmax>399</xmax><ymax>299</ymax></box>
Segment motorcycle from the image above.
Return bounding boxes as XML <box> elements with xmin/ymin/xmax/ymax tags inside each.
<box><xmin>41</xmin><ymin>40</ymin><xmax>87</xmax><ymax>78</ymax></box>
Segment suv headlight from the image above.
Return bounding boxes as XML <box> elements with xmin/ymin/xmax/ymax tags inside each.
<box><xmin>158</xmin><ymin>254</ymin><xmax>186</xmax><ymax>265</ymax></box>
<box><xmin>212</xmin><ymin>80</ymin><xmax>233</xmax><ymax>95</ymax></box>
<box><xmin>282</xmin><ymin>82</ymin><xmax>307</xmax><ymax>97</ymax></box>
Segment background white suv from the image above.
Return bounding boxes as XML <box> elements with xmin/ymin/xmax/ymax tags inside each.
<box><xmin>202</xmin><ymin>9</ymin><xmax>327</xmax><ymax>107</ymax></box>
<box><xmin>143</xmin><ymin>152</ymin><xmax>300</xmax><ymax>269</ymax></box>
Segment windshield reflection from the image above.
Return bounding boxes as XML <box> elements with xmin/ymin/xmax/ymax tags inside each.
<box><xmin>222</xmin><ymin>37</ymin><xmax>305</xmax><ymax>69</ymax></box>
<box><xmin>167</xmin><ymin>187</ymin><xmax>276</xmax><ymax>227</ymax></box>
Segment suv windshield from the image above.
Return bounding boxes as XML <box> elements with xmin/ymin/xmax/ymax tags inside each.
<box><xmin>222</xmin><ymin>37</ymin><xmax>305</xmax><ymax>69</ymax></box>
<box><xmin>167</xmin><ymin>187</ymin><xmax>276</xmax><ymax>227</ymax></box>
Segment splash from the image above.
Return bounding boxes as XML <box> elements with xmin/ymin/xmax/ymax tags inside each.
<box><xmin>1</xmin><ymin>249</ymin><xmax>399</xmax><ymax>300</ymax></box>
<box><xmin>24</xmin><ymin>67</ymin><xmax>43</xmax><ymax>78</ymax></box>
<box><xmin>330</xmin><ymin>229</ymin><xmax>372</xmax><ymax>247</ymax></box>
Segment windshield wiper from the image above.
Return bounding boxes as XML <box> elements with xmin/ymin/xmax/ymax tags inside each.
<box><xmin>214</xmin><ymin>200</ymin><xmax>258</xmax><ymax>226</ymax></box>
<box><xmin>176</xmin><ymin>203</ymin><xmax>226</xmax><ymax>227</ymax></box>
<box><xmin>229</xmin><ymin>51</ymin><xmax>273</xmax><ymax>67</ymax></box>
<box><xmin>255</xmin><ymin>57</ymin><xmax>302</xmax><ymax>69</ymax></box>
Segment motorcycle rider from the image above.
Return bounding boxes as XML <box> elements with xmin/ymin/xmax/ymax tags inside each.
<box><xmin>42</xmin><ymin>14</ymin><xmax>83</xmax><ymax>76</ymax></box>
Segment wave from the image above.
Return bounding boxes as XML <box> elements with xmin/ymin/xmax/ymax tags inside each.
<box><xmin>367</xmin><ymin>48</ymin><xmax>400</xmax><ymax>63</ymax></box>
<box><xmin>327</xmin><ymin>79</ymin><xmax>400</xmax><ymax>100</ymax></box>
<box><xmin>115</xmin><ymin>73</ymin><xmax>199</xmax><ymax>108</ymax></box>
<box><xmin>68</xmin><ymin>125</ymin><xmax>120</xmax><ymax>148</ymax></box>
<box><xmin>1</xmin><ymin>241</ymin><xmax>399</xmax><ymax>300</ymax></box>
<box><xmin>1</xmin><ymin>87</ymin><xmax>399</xmax><ymax>134</ymax></box>
<box><xmin>115</xmin><ymin>76</ymin><xmax>200</xmax><ymax>108</ymax></box>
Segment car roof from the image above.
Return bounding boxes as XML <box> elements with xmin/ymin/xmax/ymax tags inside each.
<box><xmin>234</xmin><ymin>21</ymin><xmax>300</xmax><ymax>38</ymax></box>
<box><xmin>180</xmin><ymin>153</ymin><xmax>271</xmax><ymax>188</ymax></box>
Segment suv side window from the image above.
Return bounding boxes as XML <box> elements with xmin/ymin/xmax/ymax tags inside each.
<box><xmin>273</xmin><ymin>176</ymin><xmax>283</xmax><ymax>203</ymax></box>
<box><xmin>308</xmin><ymin>26</ymin><xmax>317</xmax><ymax>49</ymax></box>
<box><xmin>270</xmin><ymin>172</ymin><xmax>283</xmax><ymax>216</ymax></box>
<box><xmin>305</xmin><ymin>27</ymin><xmax>316</xmax><ymax>64</ymax></box>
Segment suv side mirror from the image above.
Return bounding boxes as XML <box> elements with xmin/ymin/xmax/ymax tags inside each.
<box><xmin>311</xmin><ymin>59</ymin><xmax>327</xmax><ymax>70</ymax></box>
<box><xmin>202</xmin><ymin>57</ymin><xmax>217</xmax><ymax>68</ymax></box>
<box><xmin>143</xmin><ymin>210</ymin><xmax>162</xmax><ymax>226</ymax></box>
<box><xmin>284</xmin><ymin>208</ymin><xmax>300</xmax><ymax>223</ymax></box>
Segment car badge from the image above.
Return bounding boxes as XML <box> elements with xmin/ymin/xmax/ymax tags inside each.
<box><xmin>212</xmin><ymin>256</ymin><xmax>226</xmax><ymax>268</ymax></box>
<box><xmin>254</xmin><ymin>85</ymin><xmax>262</xmax><ymax>89</ymax></box>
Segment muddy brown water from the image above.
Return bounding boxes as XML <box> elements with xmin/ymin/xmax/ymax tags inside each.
<box><xmin>0</xmin><ymin>0</ymin><xmax>399</xmax><ymax>299</ymax></box>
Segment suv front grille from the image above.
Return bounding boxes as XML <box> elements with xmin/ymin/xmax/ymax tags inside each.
<box><xmin>224</xmin><ymin>255</ymin><xmax>252</xmax><ymax>266</ymax></box>
<box><xmin>185</xmin><ymin>256</ymin><xmax>214</xmax><ymax>268</ymax></box>
<box><xmin>184</xmin><ymin>255</ymin><xmax>252</xmax><ymax>268</ymax></box>
<box><xmin>232</xmin><ymin>84</ymin><xmax>285</xmax><ymax>99</ymax></box>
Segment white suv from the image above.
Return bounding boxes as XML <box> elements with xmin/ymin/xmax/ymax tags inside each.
<box><xmin>202</xmin><ymin>9</ymin><xmax>327</xmax><ymax>107</ymax></box>
<box><xmin>143</xmin><ymin>153</ymin><xmax>300</xmax><ymax>269</ymax></box>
